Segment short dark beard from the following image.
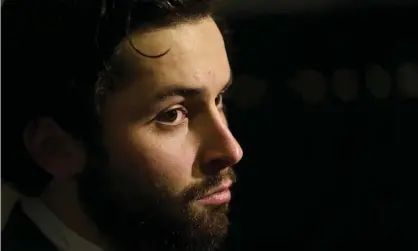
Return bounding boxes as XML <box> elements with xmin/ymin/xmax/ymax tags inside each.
<box><xmin>76</xmin><ymin>149</ymin><xmax>235</xmax><ymax>251</ymax></box>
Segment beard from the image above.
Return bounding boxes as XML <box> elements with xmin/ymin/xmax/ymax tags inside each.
<box><xmin>76</xmin><ymin>146</ymin><xmax>236</xmax><ymax>251</ymax></box>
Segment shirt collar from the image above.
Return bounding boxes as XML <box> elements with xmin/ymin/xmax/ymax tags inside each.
<box><xmin>21</xmin><ymin>197</ymin><xmax>104</xmax><ymax>251</ymax></box>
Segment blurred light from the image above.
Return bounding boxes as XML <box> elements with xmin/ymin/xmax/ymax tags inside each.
<box><xmin>230</xmin><ymin>74</ymin><xmax>267</xmax><ymax>109</ymax></box>
<box><xmin>397</xmin><ymin>62</ymin><xmax>418</xmax><ymax>98</ymax></box>
<box><xmin>332</xmin><ymin>69</ymin><xmax>359</xmax><ymax>102</ymax></box>
<box><xmin>294</xmin><ymin>69</ymin><xmax>327</xmax><ymax>104</ymax></box>
<box><xmin>365</xmin><ymin>64</ymin><xmax>392</xmax><ymax>99</ymax></box>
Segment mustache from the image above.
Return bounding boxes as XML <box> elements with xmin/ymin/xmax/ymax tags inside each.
<box><xmin>182</xmin><ymin>168</ymin><xmax>236</xmax><ymax>203</ymax></box>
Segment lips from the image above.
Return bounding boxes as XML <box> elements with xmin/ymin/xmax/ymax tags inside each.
<box><xmin>197</xmin><ymin>179</ymin><xmax>233</xmax><ymax>205</ymax></box>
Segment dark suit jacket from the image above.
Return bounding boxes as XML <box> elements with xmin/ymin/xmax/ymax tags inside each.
<box><xmin>2</xmin><ymin>203</ymin><xmax>58</xmax><ymax>251</ymax></box>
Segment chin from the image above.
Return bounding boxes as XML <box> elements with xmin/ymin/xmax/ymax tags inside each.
<box><xmin>191</xmin><ymin>202</ymin><xmax>230</xmax><ymax>233</ymax></box>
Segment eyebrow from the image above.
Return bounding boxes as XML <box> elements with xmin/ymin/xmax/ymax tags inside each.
<box><xmin>155</xmin><ymin>73</ymin><xmax>233</xmax><ymax>102</ymax></box>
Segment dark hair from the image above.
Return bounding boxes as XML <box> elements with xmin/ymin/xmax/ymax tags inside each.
<box><xmin>2</xmin><ymin>0</ymin><xmax>219</xmax><ymax>196</ymax></box>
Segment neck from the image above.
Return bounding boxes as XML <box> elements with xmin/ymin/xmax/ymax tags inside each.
<box><xmin>40</xmin><ymin>182</ymin><xmax>109</xmax><ymax>249</ymax></box>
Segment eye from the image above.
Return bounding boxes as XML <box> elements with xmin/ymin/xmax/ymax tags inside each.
<box><xmin>216</xmin><ymin>92</ymin><xmax>229</xmax><ymax>112</ymax></box>
<box><xmin>155</xmin><ymin>106</ymin><xmax>188</xmax><ymax>126</ymax></box>
<box><xmin>215</xmin><ymin>93</ymin><xmax>224</xmax><ymax>107</ymax></box>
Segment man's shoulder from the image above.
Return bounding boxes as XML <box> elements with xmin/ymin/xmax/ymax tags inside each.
<box><xmin>2</xmin><ymin>203</ymin><xmax>58</xmax><ymax>251</ymax></box>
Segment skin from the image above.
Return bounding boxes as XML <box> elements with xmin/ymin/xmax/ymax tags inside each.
<box><xmin>103</xmin><ymin>17</ymin><xmax>240</xmax><ymax>200</ymax></box>
<box><xmin>23</xmin><ymin>17</ymin><xmax>243</xmax><ymax>251</ymax></box>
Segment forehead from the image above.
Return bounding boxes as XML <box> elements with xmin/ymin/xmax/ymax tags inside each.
<box><xmin>112</xmin><ymin>18</ymin><xmax>231</xmax><ymax>99</ymax></box>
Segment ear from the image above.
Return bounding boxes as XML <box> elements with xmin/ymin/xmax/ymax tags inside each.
<box><xmin>22</xmin><ymin>118</ymin><xmax>86</xmax><ymax>180</ymax></box>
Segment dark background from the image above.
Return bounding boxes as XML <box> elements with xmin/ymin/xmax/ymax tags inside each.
<box><xmin>222</xmin><ymin>4</ymin><xmax>418</xmax><ymax>251</ymax></box>
<box><xmin>1</xmin><ymin>1</ymin><xmax>417</xmax><ymax>250</ymax></box>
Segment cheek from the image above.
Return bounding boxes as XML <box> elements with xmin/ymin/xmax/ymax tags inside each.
<box><xmin>106</xmin><ymin>127</ymin><xmax>198</xmax><ymax>194</ymax></box>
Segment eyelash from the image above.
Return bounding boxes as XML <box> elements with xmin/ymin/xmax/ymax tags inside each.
<box><xmin>155</xmin><ymin>92</ymin><xmax>228</xmax><ymax>127</ymax></box>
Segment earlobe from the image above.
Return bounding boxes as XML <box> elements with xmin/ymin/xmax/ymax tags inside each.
<box><xmin>22</xmin><ymin>118</ymin><xmax>86</xmax><ymax>179</ymax></box>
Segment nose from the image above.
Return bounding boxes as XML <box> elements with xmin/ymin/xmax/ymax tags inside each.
<box><xmin>200</xmin><ymin>113</ymin><xmax>243</xmax><ymax>173</ymax></box>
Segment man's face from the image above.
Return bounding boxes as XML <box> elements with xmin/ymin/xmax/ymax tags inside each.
<box><xmin>77</xmin><ymin>18</ymin><xmax>243</xmax><ymax>251</ymax></box>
